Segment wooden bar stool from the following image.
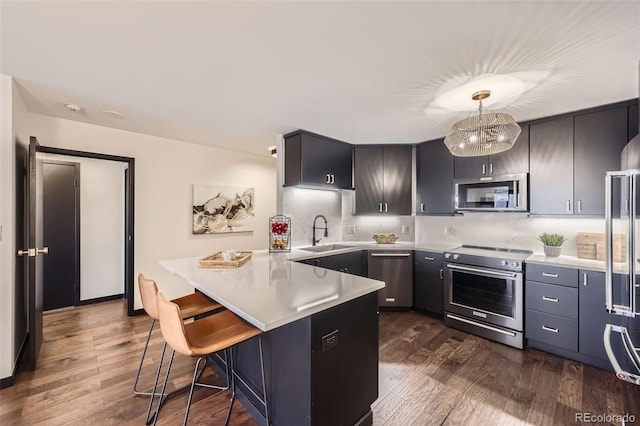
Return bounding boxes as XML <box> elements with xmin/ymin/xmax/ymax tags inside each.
<box><xmin>134</xmin><ymin>274</ymin><xmax>223</xmax><ymax>401</ymax></box>
<box><xmin>153</xmin><ymin>291</ymin><xmax>270</xmax><ymax>426</ymax></box>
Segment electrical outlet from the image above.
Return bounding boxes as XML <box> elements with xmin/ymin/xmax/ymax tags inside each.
<box><xmin>445</xmin><ymin>226</ymin><xmax>454</xmax><ymax>235</ymax></box>
<box><xmin>401</xmin><ymin>225</ymin><xmax>409</xmax><ymax>234</ymax></box>
<box><xmin>346</xmin><ymin>224</ymin><xmax>356</xmax><ymax>234</ymax></box>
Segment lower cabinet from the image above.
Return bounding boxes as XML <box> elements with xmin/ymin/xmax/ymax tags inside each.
<box><xmin>525</xmin><ymin>264</ymin><xmax>617</xmax><ymax>371</ymax></box>
<box><xmin>298</xmin><ymin>251</ymin><xmax>367</xmax><ymax>277</ymax></box>
<box><xmin>368</xmin><ymin>250</ymin><xmax>413</xmax><ymax>308</ymax></box>
<box><xmin>413</xmin><ymin>250</ymin><xmax>444</xmax><ymax>316</ymax></box>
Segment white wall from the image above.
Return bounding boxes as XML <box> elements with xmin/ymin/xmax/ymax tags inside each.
<box><xmin>25</xmin><ymin>113</ymin><xmax>277</xmax><ymax>307</ymax></box>
<box><xmin>0</xmin><ymin>76</ymin><xmax>30</xmax><ymax>380</ymax></box>
<box><xmin>39</xmin><ymin>153</ymin><xmax>127</xmax><ymax>301</ymax></box>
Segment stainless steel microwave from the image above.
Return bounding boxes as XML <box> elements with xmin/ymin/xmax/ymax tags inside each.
<box><xmin>454</xmin><ymin>173</ymin><xmax>528</xmax><ymax>212</ymax></box>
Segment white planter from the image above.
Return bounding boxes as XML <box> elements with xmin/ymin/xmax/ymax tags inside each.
<box><xmin>543</xmin><ymin>245</ymin><xmax>562</xmax><ymax>257</ymax></box>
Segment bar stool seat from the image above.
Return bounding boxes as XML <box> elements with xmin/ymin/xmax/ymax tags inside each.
<box><xmin>153</xmin><ymin>291</ymin><xmax>269</xmax><ymax>426</ymax></box>
<box><xmin>134</xmin><ymin>274</ymin><xmax>223</xmax><ymax>399</ymax></box>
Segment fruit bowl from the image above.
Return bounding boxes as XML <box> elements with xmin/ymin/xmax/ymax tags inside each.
<box><xmin>372</xmin><ymin>233</ymin><xmax>399</xmax><ymax>244</ymax></box>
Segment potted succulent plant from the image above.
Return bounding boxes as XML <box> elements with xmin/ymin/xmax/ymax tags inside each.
<box><xmin>537</xmin><ymin>232</ymin><xmax>567</xmax><ymax>257</ymax></box>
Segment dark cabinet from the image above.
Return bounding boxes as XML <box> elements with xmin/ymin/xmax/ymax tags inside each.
<box><xmin>629</xmin><ymin>103</ymin><xmax>639</xmax><ymax>142</ymax></box>
<box><xmin>529</xmin><ymin>116</ymin><xmax>574</xmax><ymax>215</ymax></box>
<box><xmin>453</xmin><ymin>124</ymin><xmax>529</xmax><ymax>179</ymax></box>
<box><xmin>368</xmin><ymin>250</ymin><xmax>413</xmax><ymax>308</ymax></box>
<box><xmin>297</xmin><ymin>251</ymin><xmax>367</xmax><ymax>277</ymax></box>
<box><xmin>413</xmin><ymin>250</ymin><xmax>444</xmax><ymax>316</ymax></box>
<box><xmin>354</xmin><ymin>146</ymin><xmax>412</xmax><ymax>215</ymax></box>
<box><xmin>578</xmin><ymin>270</ymin><xmax>620</xmax><ymax>361</ymax></box>
<box><xmin>284</xmin><ymin>130</ymin><xmax>352</xmax><ymax>189</ymax></box>
<box><xmin>574</xmin><ymin>107</ymin><xmax>628</xmax><ymax>215</ymax></box>
<box><xmin>416</xmin><ymin>139</ymin><xmax>454</xmax><ymax>215</ymax></box>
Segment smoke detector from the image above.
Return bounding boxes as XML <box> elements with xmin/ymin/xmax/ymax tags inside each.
<box><xmin>64</xmin><ymin>103</ymin><xmax>82</xmax><ymax>112</ymax></box>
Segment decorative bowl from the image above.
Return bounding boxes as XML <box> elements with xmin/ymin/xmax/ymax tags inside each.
<box><xmin>372</xmin><ymin>233</ymin><xmax>399</xmax><ymax>244</ymax></box>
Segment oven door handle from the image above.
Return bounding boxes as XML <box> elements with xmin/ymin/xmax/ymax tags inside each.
<box><xmin>446</xmin><ymin>263</ymin><xmax>517</xmax><ymax>279</ymax></box>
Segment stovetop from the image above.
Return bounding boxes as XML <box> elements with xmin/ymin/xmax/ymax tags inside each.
<box><xmin>444</xmin><ymin>245</ymin><xmax>532</xmax><ymax>272</ymax></box>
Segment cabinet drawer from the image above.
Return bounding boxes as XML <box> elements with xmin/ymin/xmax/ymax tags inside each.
<box><xmin>414</xmin><ymin>250</ymin><xmax>444</xmax><ymax>265</ymax></box>
<box><xmin>526</xmin><ymin>263</ymin><xmax>578</xmax><ymax>287</ymax></box>
<box><xmin>526</xmin><ymin>281</ymin><xmax>578</xmax><ymax>319</ymax></box>
<box><xmin>526</xmin><ymin>310</ymin><xmax>578</xmax><ymax>351</ymax></box>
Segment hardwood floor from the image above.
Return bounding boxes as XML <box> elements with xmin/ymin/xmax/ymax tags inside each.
<box><xmin>1</xmin><ymin>300</ymin><xmax>638</xmax><ymax>425</ymax></box>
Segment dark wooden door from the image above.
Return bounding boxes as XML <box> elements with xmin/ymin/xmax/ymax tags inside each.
<box><xmin>300</xmin><ymin>133</ymin><xmax>332</xmax><ymax>186</ymax></box>
<box><xmin>453</xmin><ymin>155</ymin><xmax>488</xmax><ymax>179</ymax></box>
<box><xmin>43</xmin><ymin>162</ymin><xmax>79</xmax><ymax>311</ymax></box>
<box><xmin>354</xmin><ymin>146</ymin><xmax>384</xmax><ymax>214</ymax></box>
<box><xmin>529</xmin><ymin>117</ymin><xmax>574</xmax><ymax>215</ymax></box>
<box><xmin>327</xmin><ymin>140</ymin><xmax>353</xmax><ymax>189</ymax></box>
<box><xmin>382</xmin><ymin>146</ymin><xmax>412</xmax><ymax>215</ymax></box>
<box><xmin>417</xmin><ymin>139</ymin><xmax>454</xmax><ymax>214</ymax></box>
<box><xmin>27</xmin><ymin>137</ymin><xmax>46</xmax><ymax>369</ymax></box>
<box><xmin>413</xmin><ymin>251</ymin><xmax>444</xmax><ymax>315</ymax></box>
<box><xmin>574</xmin><ymin>106</ymin><xmax>628</xmax><ymax>215</ymax></box>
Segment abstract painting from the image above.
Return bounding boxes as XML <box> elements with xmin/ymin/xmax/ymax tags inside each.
<box><xmin>192</xmin><ymin>184</ymin><xmax>255</xmax><ymax>234</ymax></box>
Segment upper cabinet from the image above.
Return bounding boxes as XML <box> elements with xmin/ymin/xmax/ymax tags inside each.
<box><xmin>354</xmin><ymin>145</ymin><xmax>412</xmax><ymax>215</ymax></box>
<box><xmin>416</xmin><ymin>138</ymin><xmax>454</xmax><ymax>215</ymax></box>
<box><xmin>530</xmin><ymin>105</ymin><xmax>630</xmax><ymax>216</ymax></box>
<box><xmin>284</xmin><ymin>130</ymin><xmax>353</xmax><ymax>190</ymax></box>
<box><xmin>529</xmin><ymin>116</ymin><xmax>574</xmax><ymax>215</ymax></box>
<box><xmin>573</xmin><ymin>106</ymin><xmax>628</xmax><ymax>215</ymax></box>
<box><xmin>453</xmin><ymin>125</ymin><xmax>529</xmax><ymax>179</ymax></box>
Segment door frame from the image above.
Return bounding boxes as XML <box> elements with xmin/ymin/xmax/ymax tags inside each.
<box><xmin>42</xmin><ymin>160</ymin><xmax>81</xmax><ymax>309</ymax></box>
<box><xmin>38</xmin><ymin>145</ymin><xmax>136</xmax><ymax>316</ymax></box>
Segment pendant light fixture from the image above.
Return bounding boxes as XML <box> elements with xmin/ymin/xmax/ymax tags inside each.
<box><xmin>443</xmin><ymin>90</ymin><xmax>521</xmax><ymax>157</ymax></box>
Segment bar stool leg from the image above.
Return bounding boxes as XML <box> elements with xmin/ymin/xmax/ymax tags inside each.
<box><xmin>224</xmin><ymin>348</ymin><xmax>236</xmax><ymax>426</ymax></box>
<box><xmin>183</xmin><ymin>356</ymin><xmax>207</xmax><ymax>425</ymax></box>
<box><xmin>148</xmin><ymin>345</ymin><xmax>174</xmax><ymax>425</ymax></box>
<box><xmin>133</xmin><ymin>318</ymin><xmax>156</xmax><ymax>396</ymax></box>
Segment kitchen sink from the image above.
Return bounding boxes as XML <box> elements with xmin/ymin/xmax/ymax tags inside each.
<box><xmin>299</xmin><ymin>244</ymin><xmax>352</xmax><ymax>253</ymax></box>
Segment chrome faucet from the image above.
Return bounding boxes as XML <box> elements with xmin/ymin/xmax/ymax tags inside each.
<box><xmin>312</xmin><ymin>215</ymin><xmax>328</xmax><ymax>246</ymax></box>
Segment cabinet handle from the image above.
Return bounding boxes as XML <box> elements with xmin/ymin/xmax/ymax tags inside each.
<box><xmin>566</xmin><ymin>200</ymin><xmax>571</xmax><ymax>212</ymax></box>
<box><xmin>583</xmin><ymin>272</ymin><xmax>588</xmax><ymax>286</ymax></box>
<box><xmin>326</xmin><ymin>173</ymin><xmax>331</xmax><ymax>184</ymax></box>
<box><xmin>344</xmin><ymin>267</ymin><xmax>349</xmax><ymax>273</ymax></box>
<box><xmin>578</xmin><ymin>200</ymin><xmax>582</xmax><ymax>213</ymax></box>
<box><xmin>542</xmin><ymin>325</ymin><xmax>559</xmax><ymax>333</ymax></box>
<box><xmin>439</xmin><ymin>268</ymin><xmax>444</xmax><ymax>280</ymax></box>
<box><xmin>384</xmin><ymin>203</ymin><xmax>388</xmax><ymax>212</ymax></box>
<box><xmin>489</xmin><ymin>163</ymin><xmax>493</xmax><ymax>175</ymax></box>
<box><xmin>424</xmin><ymin>256</ymin><xmax>435</xmax><ymax>261</ymax></box>
<box><xmin>379</xmin><ymin>203</ymin><xmax>383</xmax><ymax>212</ymax></box>
<box><xmin>542</xmin><ymin>272</ymin><xmax>559</xmax><ymax>278</ymax></box>
<box><xmin>385</xmin><ymin>298</ymin><xmax>396</xmax><ymax>302</ymax></box>
<box><xmin>482</xmin><ymin>164</ymin><xmax>486</xmax><ymax>175</ymax></box>
<box><xmin>330</xmin><ymin>174</ymin><xmax>335</xmax><ymax>184</ymax></box>
<box><xmin>542</xmin><ymin>296</ymin><xmax>559</xmax><ymax>303</ymax></box>
<box><xmin>420</xmin><ymin>203</ymin><xmax>425</xmax><ymax>213</ymax></box>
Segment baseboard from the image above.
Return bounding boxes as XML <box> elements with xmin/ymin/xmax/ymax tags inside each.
<box><xmin>0</xmin><ymin>332</ymin><xmax>29</xmax><ymax>389</ymax></box>
<box><xmin>79</xmin><ymin>293</ymin><xmax>124</xmax><ymax>306</ymax></box>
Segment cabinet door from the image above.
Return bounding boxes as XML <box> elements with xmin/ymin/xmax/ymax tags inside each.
<box><xmin>414</xmin><ymin>253</ymin><xmax>444</xmax><ymax>315</ymax></box>
<box><xmin>329</xmin><ymin>141</ymin><xmax>353</xmax><ymax>189</ymax></box>
<box><xmin>630</xmin><ymin>103</ymin><xmax>639</xmax><ymax>142</ymax></box>
<box><xmin>578</xmin><ymin>270</ymin><xmax>620</xmax><ymax>361</ymax></box>
<box><xmin>300</xmin><ymin>133</ymin><xmax>336</xmax><ymax>186</ymax></box>
<box><xmin>354</xmin><ymin>147</ymin><xmax>384</xmax><ymax>214</ymax></box>
<box><xmin>382</xmin><ymin>146</ymin><xmax>412</xmax><ymax>215</ymax></box>
<box><xmin>453</xmin><ymin>156</ymin><xmax>488</xmax><ymax>179</ymax></box>
<box><xmin>574</xmin><ymin>107</ymin><xmax>628</xmax><ymax>215</ymax></box>
<box><xmin>529</xmin><ymin>117</ymin><xmax>574</xmax><ymax>215</ymax></box>
<box><xmin>417</xmin><ymin>139</ymin><xmax>454</xmax><ymax>215</ymax></box>
<box><xmin>490</xmin><ymin>123</ymin><xmax>530</xmax><ymax>176</ymax></box>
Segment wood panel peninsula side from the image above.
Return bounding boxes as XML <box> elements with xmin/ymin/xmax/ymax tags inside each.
<box><xmin>160</xmin><ymin>251</ymin><xmax>385</xmax><ymax>426</ymax></box>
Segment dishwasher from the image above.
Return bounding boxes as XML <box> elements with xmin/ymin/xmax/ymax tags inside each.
<box><xmin>368</xmin><ymin>250</ymin><xmax>413</xmax><ymax>308</ymax></box>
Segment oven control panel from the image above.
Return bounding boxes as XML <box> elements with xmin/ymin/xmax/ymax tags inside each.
<box><xmin>444</xmin><ymin>251</ymin><xmax>526</xmax><ymax>273</ymax></box>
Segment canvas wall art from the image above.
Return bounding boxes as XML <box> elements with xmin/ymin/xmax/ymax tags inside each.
<box><xmin>193</xmin><ymin>184</ymin><xmax>255</xmax><ymax>234</ymax></box>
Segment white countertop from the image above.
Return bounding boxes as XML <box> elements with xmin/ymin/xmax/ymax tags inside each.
<box><xmin>160</xmin><ymin>250</ymin><xmax>385</xmax><ymax>332</ymax></box>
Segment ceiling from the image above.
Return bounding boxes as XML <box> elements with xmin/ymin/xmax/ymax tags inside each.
<box><xmin>1</xmin><ymin>1</ymin><xmax>639</xmax><ymax>157</ymax></box>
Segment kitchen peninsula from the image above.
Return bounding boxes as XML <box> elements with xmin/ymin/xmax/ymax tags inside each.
<box><xmin>160</xmin><ymin>251</ymin><xmax>385</xmax><ymax>426</ymax></box>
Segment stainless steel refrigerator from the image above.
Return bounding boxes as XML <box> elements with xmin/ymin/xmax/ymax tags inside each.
<box><xmin>604</xmin><ymin>139</ymin><xmax>640</xmax><ymax>386</ymax></box>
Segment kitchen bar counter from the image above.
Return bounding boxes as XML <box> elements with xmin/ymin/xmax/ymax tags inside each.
<box><xmin>160</xmin><ymin>251</ymin><xmax>384</xmax><ymax>331</ymax></box>
<box><xmin>160</xmin><ymin>250</ymin><xmax>382</xmax><ymax>426</ymax></box>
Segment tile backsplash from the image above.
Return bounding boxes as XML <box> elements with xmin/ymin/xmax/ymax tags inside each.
<box><xmin>283</xmin><ymin>187</ymin><xmax>604</xmax><ymax>255</ymax></box>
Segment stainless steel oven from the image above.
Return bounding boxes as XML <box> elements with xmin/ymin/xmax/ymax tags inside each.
<box><xmin>444</xmin><ymin>245</ymin><xmax>531</xmax><ymax>349</ymax></box>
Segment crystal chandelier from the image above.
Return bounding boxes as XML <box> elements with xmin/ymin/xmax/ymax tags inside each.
<box><xmin>443</xmin><ymin>90</ymin><xmax>521</xmax><ymax>157</ymax></box>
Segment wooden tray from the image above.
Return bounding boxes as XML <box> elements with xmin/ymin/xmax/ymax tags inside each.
<box><xmin>198</xmin><ymin>251</ymin><xmax>253</xmax><ymax>269</ymax></box>
<box><xmin>577</xmin><ymin>232</ymin><xmax>625</xmax><ymax>262</ymax></box>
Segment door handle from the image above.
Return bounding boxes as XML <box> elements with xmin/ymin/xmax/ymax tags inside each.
<box><xmin>379</xmin><ymin>203</ymin><xmax>383</xmax><ymax>212</ymax></box>
<box><xmin>542</xmin><ymin>325</ymin><xmax>559</xmax><ymax>333</ymax></box>
<box><xmin>542</xmin><ymin>272</ymin><xmax>559</xmax><ymax>278</ymax></box>
<box><xmin>439</xmin><ymin>268</ymin><xmax>443</xmax><ymax>280</ymax></box>
<box><xmin>18</xmin><ymin>249</ymin><xmax>33</xmax><ymax>257</ymax></box>
<box><xmin>420</xmin><ymin>203</ymin><xmax>425</xmax><ymax>213</ymax></box>
<box><xmin>482</xmin><ymin>164</ymin><xmax>486</xmax><ymax>175</ymax></box>
<box><xmin>489</xmin><ymin>163</ymin><xmax>493</xmax><ymax>175</ymax></box>
<box><xmin>330</xmin><ymin>174</ymin><xmax>335</xmax><ymax>184</ymax></box>
<box><xmin>542</xmin><ymin>296</ymin><xmax>559</xmax><ymax>303</ymax></box>
<box><xmin>384</xmin><ymin>203</ymin><xmax>388</xmax><ymax>212</ymax></box>
<box><xmin>424</xmin><ymin>256</ymin><xmax>435</xmax><ymax>261</ymax></box>
<box><xmin>37</xmin><ymin>247</ymin><xmax>49</xmax><ymax>255</ymax></box>
<box><xmin>326</xmin><ymin>173</ymin><xmax>331</xmax><ymax>184</ymax></box>
<box><xmin>578</xmin><ymin>200</ymin><xmax>582</xmax><ymax>213</ymax></box>
<box><xmin>566</xmin><ymin>200</ymin><xmax>571</xmax><ymax>212</ymax></box>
